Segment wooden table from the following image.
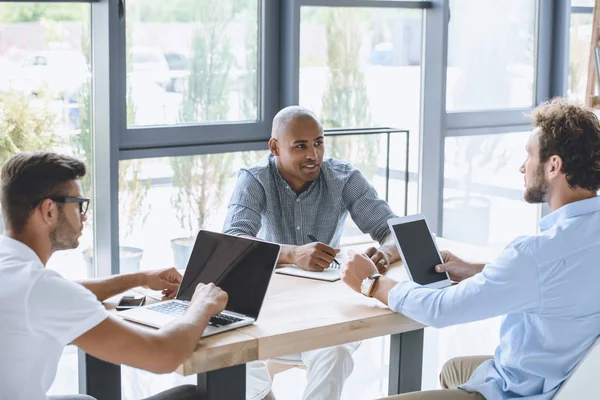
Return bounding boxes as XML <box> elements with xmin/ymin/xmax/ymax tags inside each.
<box><xmin>79</xmin><ymin>238</ymin><xmax>491</xmax><ymax>400</ymax></box>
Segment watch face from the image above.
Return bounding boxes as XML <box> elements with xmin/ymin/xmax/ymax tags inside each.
<box><xmin>361</xmin><ymin>277</ymin><xmax>371</xmax><ymax>296</ymax></box>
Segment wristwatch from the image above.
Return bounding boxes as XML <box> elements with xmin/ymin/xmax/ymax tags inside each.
<box><xmin>361</xmin><ymin>273</ymin><xmax>382</xmax><ymax>297</ymax></box>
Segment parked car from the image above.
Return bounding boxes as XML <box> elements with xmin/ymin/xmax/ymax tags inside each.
<box><xmin>163</xmin><ymin>51</ymin><xmax>190</xmax><ymax>93</ymax></box>
<box><xmin>130</xmin><ymin>46</ymin><xmax>170</xmax><ymax>89</ymax></box>
<box><xmin>18</xmin><ymin>50</ymin><xmax>88</xmax><ymax>98</ymax></box>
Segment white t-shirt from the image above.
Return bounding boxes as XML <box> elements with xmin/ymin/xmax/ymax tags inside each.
<box><xmin>0</xmin><ymin>235</ymin><xmax>108</xmax><ymax>400</ymax></box>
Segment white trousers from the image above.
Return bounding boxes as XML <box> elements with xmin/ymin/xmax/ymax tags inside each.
<box><xmin>246</xmin><ymin>342</ymin><xmax>360</xmax><ymax>400</ymax></box>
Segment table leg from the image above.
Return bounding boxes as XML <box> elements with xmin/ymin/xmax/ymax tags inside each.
<box><xmin>78</xmin><ymin>349</ymin><xmax>122</xmax><ymax>400</ymax></box>
<box><xmin>388</xmin><ymin>329</ymin><xmax>424</xmax><ymax>395</ymax></box>
<box><xmin>197</xmin><ymin>364</ymin><xmax>246</xmax><ymax>400</ymax></box>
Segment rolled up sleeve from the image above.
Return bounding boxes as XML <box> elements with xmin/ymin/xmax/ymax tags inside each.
<box><xmin>343</xmin><ymin>170</ymin><xmax>398</xmax><ymax>243</ymax></box>
<box><xmin>223</xmin><ymin>170</ymin><xmax>266</xmax><ymax>237</ymax></box>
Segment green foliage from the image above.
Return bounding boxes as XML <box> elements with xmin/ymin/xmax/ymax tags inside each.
<box><xmin>127</xmin><ymin>0</ymin><xmax>251</xmax><ymax>23</ymax></box>
<box><xmin>321</xmin><ymin>9</ymin><xmax>371</xmax><ymax>129</ymax></box>
<box><xmin>0</xmin><ymin>91</ymin><xmax>59</xmax><ymax>167</ymax></box>
<box><xmin>172</xmin><ymin>153</ymin><xmax>234</xmax><ymax>233</ymax></box>
<box><xmin>0</xmin><ymin>4</ymin><xmax>87</xmax><ymax>23</ymax></box>
<box><xmin>180</xmin><ymin>0</ymin><xmax>237</xmax><ymax>123</ymax></box>
<box><xmin>240</xmin><ymin>1</ymin><xmax>259</xmax><ymax>121</ymax></box>
<box><xmin>172</xmin><ymin>0</ymin><xmax>244</xmax><ymax>234</ymax></box>
<box><xmin>320</xmin><ymin>8</ymin><xmax>378</xmax><ymax>179</ymax></box>
<box><xmin>70</xmin><ymin>18</ymin><xmax>149</xmax><ymax>240</ymax></box>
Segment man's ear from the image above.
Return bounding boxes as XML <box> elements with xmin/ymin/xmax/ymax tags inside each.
<box><xmin>269</xmin><ymin>138</ymin><xmax>279</xmax><ymax>156</ymax></box>
<box><xmin>548</xmin><ymin>155</ymin><xmax>563</xmax><ymax>178</ymax></box>
<box><xmin>39</xmin><ymin>199</ymin><xmax>57</xmax><ymax>226</ymax></box>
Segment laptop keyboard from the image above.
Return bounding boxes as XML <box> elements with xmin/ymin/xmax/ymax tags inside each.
<box><xmin>147</xmin><ymin>302</ymin><xmax>243</xmax><ymax>327</ymax></box>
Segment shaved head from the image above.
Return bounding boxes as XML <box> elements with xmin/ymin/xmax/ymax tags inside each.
<box><xmin>271</xmin><ymin>106</ymin><xmax>323</xmax><ymax>139</ymax></box>
<box><xmin>269</xmin><ymin>106</ymin><xmax>325</xmax><ymax>193</ymax></box>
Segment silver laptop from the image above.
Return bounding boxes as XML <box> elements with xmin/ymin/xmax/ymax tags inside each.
<box><xmin>120</xmin><ymin>230</ymin><xmax>281</xmax><ymax>337</ymax></box>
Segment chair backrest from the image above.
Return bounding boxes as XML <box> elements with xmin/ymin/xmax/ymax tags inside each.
<box><xmin>554</xmin><ymin>336</ymin><xmax>600</xmax><ymax>399</ymax></box>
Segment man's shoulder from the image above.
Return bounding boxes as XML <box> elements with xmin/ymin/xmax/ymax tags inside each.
<box><xmin>0</xmin><ymin>259</ymin><xmax>40</xmax><ymax>294</ymax></box>
<box><xmin>503</xmin><ymin>226</ymin><xmax>592</xmax><ymax>267</ymax></box>
<box><xmin>239</xmin><ymin>154</ymin><xmax>273</xmax><ymax>185</ymax></box>
<box><xmin>320</xmin><ymin>157</ymin><xmax>358</xmax><ymax>181</ymax></box>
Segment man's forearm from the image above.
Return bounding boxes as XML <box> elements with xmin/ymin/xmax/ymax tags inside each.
<box><xmin>78</xmin><ymin>272</ymin><xmax>146</xmax><ymax>302</ymax></box>
<box><xmin>277</xmin><ymin>244</ymin><xmax>297</xmax><ymax>264</ymax></box>
<box><xmin>379</xmin><ymin>233</ymin><xmax>400</xmax><ymax>263</ymax></box>
<box><xmin>153</xmin><ymin>303</ymin><xmax>215</xmax><ymax>370</ymax></box>
<box><xmin>371</xmin><ymin>276</ymin><xmax>400</xmax><ymax>306</ymax></box>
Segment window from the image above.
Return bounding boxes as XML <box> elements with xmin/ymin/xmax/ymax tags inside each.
<box><xmin>0</xmin><ymin>3</ymin><xmax>93</xmax><ymax>279</ymax></box>
<box><xmin>118</xmin><ymin>151</ymin><xmax>266</xmax><ymax>273</ymax></box>
<box><xmin>298</xmin><ymin>6</ymin><xmax>422</xmax><ymax>226</ymax></box>
<box><xmin>299</xmin><ymin>7</ymin><xmax>422</xmax><ymax>132</ymax></box>
<box><xmin>569</xmin><ymin>13</ymin><xmax>593</xmax><ymax>103</ymax></box>
<box><xmin>446</xmin><ymin>0</ymin><xmax>537</xmax><ymax>111</ymax></box>
<box><xmin>572</xmin><ymin>0</ymin><xmax>594</xmax><ymax>6</ymax></box>
<box><xmin>126</xmin><ymin>0</ymin><xmax>259</xmax><ymax>127</ymax></box>
<box><xmin>442</xmin><ymin>132</ymin><xmax>539</xmax><ymax>248</ymax></box>
<box><xmin>0</xmin><ymin>2</ymin><xmax>93</xmax><ymax>396</ymax></box>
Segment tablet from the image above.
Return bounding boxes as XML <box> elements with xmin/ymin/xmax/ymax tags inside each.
<box><xmin>388</xmin><ymin>214</ymin><xmax>451</xmax><ymax>288</ymax></box>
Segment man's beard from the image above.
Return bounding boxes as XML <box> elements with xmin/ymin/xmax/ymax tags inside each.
<box><xmin>524</xmin><ymin>164</ymin><xmax>549</xmax><ymax>204</ymax></box>
<box><xmin>50</xmin><ymin>209</ymin><xmax>79</xmax><ymax>251</ymax></box>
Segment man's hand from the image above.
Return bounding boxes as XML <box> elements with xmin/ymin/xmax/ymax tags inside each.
<box><xmin>435</xmin><ymin>251</ymin><xmax>483</xmax><ymax>283</ymax></box>
<box><xmin>294</xmin><ymin>242</ymin><xmax>341</xmax><ymax>272</ymax></box>
<box><xmin>364</xmin><ymin>247</ymin><xmax>391</xmax><ymax>274</ymax></box>
<box><xmin>190</xmin><ymin>283</ymin><xmax>228</xmax><ymax>316</ymax></box>
<box><xmin>341</xmin><ymin>252</ymin><xmax>378</xmax><ymax>293</ymax></box>
<box><xmin>142</xmin><ymin>268</ymin><xmax>182</xmax><ymax>298</ymax></box>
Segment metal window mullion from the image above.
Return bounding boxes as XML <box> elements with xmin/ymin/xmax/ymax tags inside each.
<box><xmin>263</xmin><ymin>0</ymin><xmax>282</xmax><ymax>123</ymax></box>
<box><xmin>295</xmin><ymin>0</ymin><xmax>433</xmax><ymax>8</ymax></box>
<box><xmin>550</xmin><ymin>0</ymin><xmax>571</xmax><ymax>98</ymax></box>
<box><xmin>91</xmin><ymin>0</ymin><xmax>123</xmax><ymax>277</ymax></box>
<box><xmin>446</xmin><ymin>109</ymin><xmax>533</xmax><ymax>131</ymax></box>
<box><xmin>571</xmin><ymin>6</ymin><xmax>593</xmax><ymax>14</ymax></box>
<box><xmin>446</xmin><ymin>125</ymin><xmax>534</xmax><ymax>138</ymax></box>
<box><xmin>536</xmin><ymin>0</ymin><xmax>553</xmax><ymax>105</ymax></box>
<box><xmin>420</xmin><ymin>0</ymin><xmax>449</xmax><ymax>235</ymax></box>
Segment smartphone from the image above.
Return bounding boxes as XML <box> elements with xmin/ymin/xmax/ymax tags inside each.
<box><xmin>116</xmin><ymin>295</ymin><xmax>146</xmax><ymax>311</ymax></box>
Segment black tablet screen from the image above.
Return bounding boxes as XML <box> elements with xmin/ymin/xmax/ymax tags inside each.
<box><xmin>392</xmin><ymin>220</ymin><xmax>446</xmax><ymax>285</ymax></box>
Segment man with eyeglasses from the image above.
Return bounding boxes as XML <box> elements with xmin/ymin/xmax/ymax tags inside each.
<box><xmin>0</xmin><ymin>152</ymin><xmax>229</xmax><ymax>400</ymax></box>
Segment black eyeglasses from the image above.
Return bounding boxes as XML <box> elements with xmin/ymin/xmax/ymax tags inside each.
<box><xmin>31</xmin><ymin>196</ymin><xmax>90</xmax><ymax>216</ymax></box>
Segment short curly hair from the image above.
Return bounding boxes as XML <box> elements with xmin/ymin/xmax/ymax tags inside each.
<box><xmin>530</xmin><ymin>98</ymin><xmax>600</xmax><ymax>192</ymax></box>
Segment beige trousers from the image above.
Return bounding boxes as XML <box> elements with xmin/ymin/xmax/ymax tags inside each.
<box><xmin>379</xmin><ymin>356</ymin><xmax>493</xmax><ymax>400</ymax></box>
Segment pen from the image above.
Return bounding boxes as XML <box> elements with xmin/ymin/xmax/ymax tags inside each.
<box><xmin>307</xmin><ymin>234</ymin><xmax>341</xmax><ymax>267</ymax></box>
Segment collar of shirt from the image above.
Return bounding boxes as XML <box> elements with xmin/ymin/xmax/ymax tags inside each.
<box><xmin>0</xmin><ymin>235</ymin><xmax>44</xmax><ymax>267</ymax></box>
<box><xmin>538</xmin><ymin>196</ymin><xmax>600</xmax><ymax>231</ymax></box>
<box><xmin>270</xmin><ymin>154</ymin><xmax>320</xmax><ymax>198</ymax></box>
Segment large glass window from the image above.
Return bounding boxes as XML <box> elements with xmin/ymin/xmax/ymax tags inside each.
<box><xmin>568</xmin><ymin>12</ymin><xmax>593</xmax><ymax>103</ymax></box>
<box><xmin>0</xmin><ymin>3</ymin><xmax>93</xmax><ymax>396</ymax></box>
<box><xmin>126</xmin><ymin>0</ymin><xmax>259</xmax><ymax>127</ymax></box>
<box><xmin>572</xmin><ymin>0</ymin><xmax>594</xmax><ymax>6</ymax></box>
<box><xmin>299</xmin><ymin>7</ymin><xmax>422</xmax><ymax>132</ymax></box>
<box><xmin>0</xmin><ymin>3</ymin><xmax>93</xmax><ymax>278</ymax></box>
<box><xmin>446</xmin><ymin>0</ymin><xmax>537</xmax><ymax>112</ymax></box>
<box><xmin>442</xmin><ymin>132</ymin><xmax>540</xmax><ymax>248</ymax></box>
<box><xmin>298</xmin><ymin>6</ymin><xmax>422</xmax><ymax>223</ymax></box>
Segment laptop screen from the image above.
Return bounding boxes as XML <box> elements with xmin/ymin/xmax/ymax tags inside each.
<box><xmin>176</xmin><ymin>231</ymin><xmax>280</xmax><ymax>319</ymax></box>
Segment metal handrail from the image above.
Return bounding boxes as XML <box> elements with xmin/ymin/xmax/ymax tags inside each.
<box><xmin>324</xmin><ymin>127</ymin><xmax>410</xmax><ymax>216</ymax></box>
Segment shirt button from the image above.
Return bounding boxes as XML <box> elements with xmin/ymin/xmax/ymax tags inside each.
<box><xmin>296</xmin><ymin>199</ymin><xmax>300</xmax><ymax>203</ymax></box>
<box><xmin>296</xmin><ymin>226</ymin><xmax>300</xmax><ymax>231</ymax></box>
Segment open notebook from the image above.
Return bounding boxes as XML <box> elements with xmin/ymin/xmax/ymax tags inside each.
<box><xmin>275</xmin><ymin>264</ymin><xmax>341</xmax><ymax>282</ymax></box>
<box><xmin>275</xmin><ymin>251</ymin><xmax>348</xmax><ymax>282</ymax></box>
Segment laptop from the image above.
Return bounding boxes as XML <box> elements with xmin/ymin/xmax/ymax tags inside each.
<box><xmin>119</xmin><ymin>230</ymin><xmax>281</xmax><ymax>337</ymax></box>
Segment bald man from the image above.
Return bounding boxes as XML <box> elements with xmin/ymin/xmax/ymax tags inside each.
<box><xmin>223</xmin><ymin>106</ymin><xmax>401</xmax><ymax>400</ymax></box>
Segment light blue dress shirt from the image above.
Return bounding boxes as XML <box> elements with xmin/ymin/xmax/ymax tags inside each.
<box><xmin>389</xmin><ymin>196</ymin><xmax>600</xmax><ymax>399</ymax></box>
